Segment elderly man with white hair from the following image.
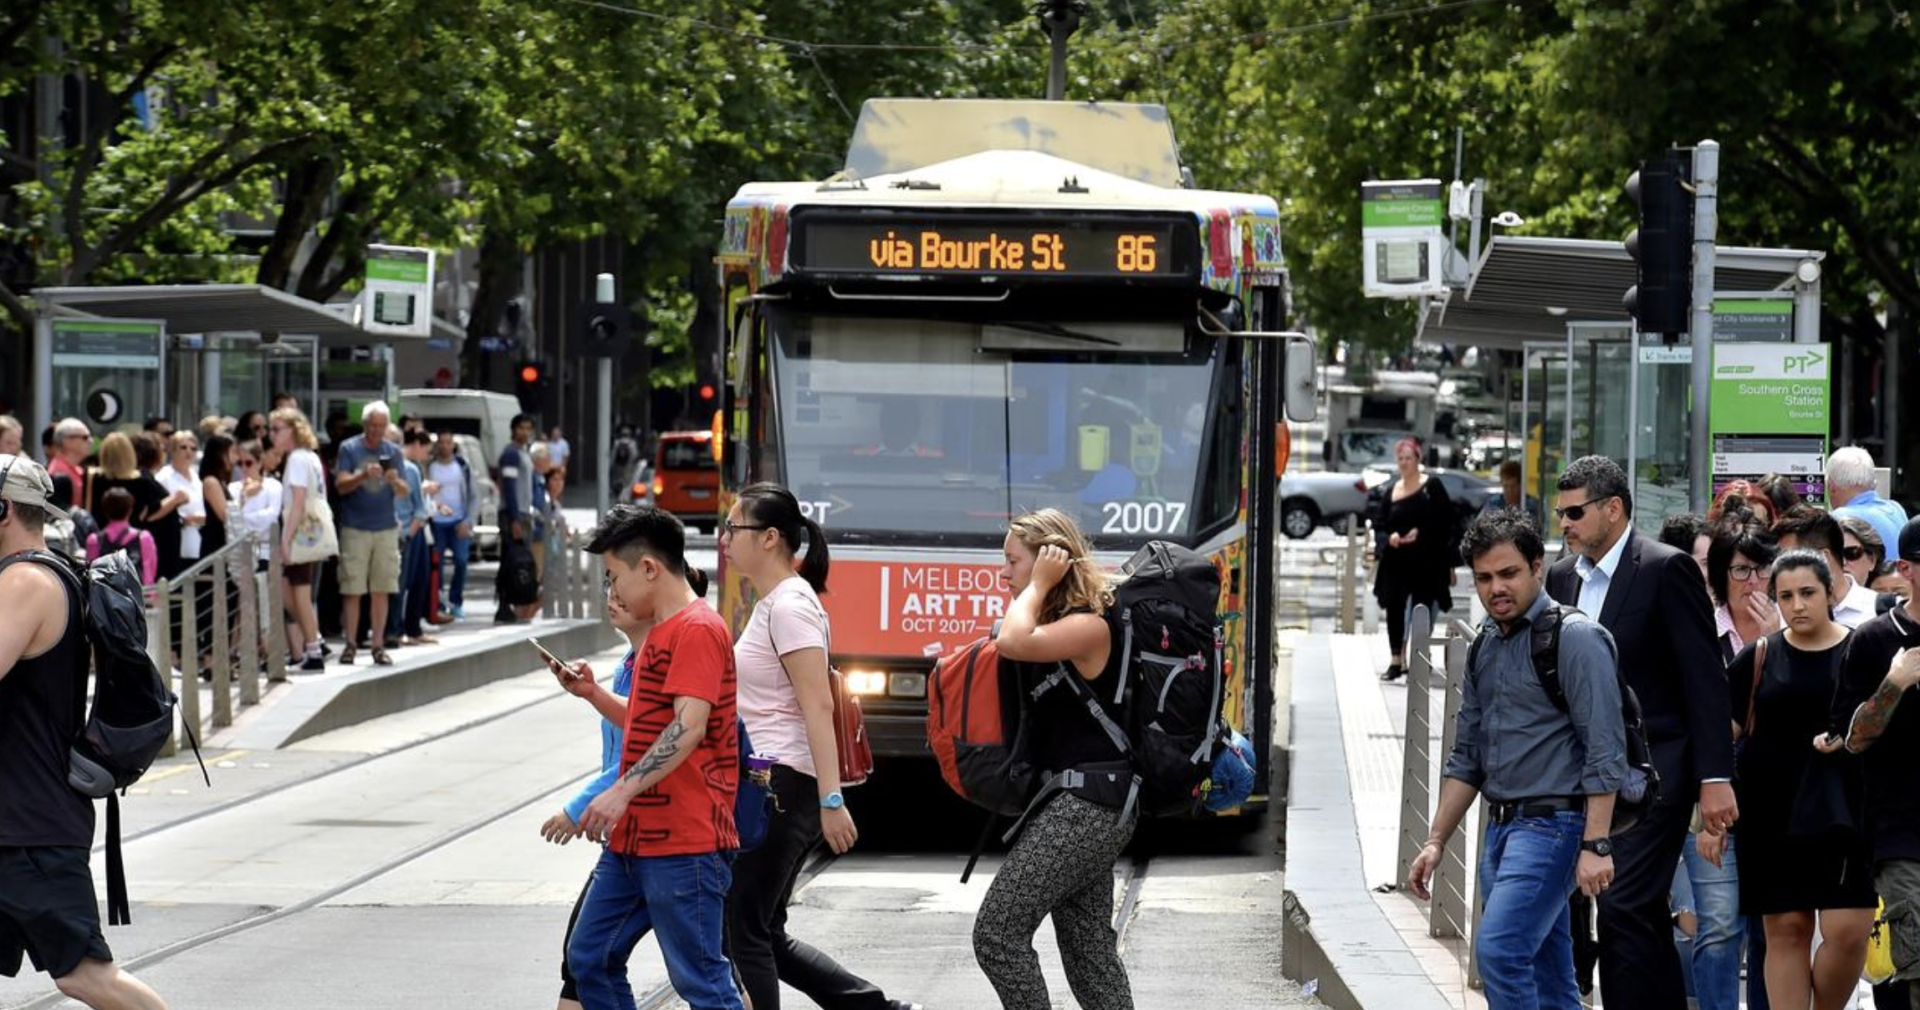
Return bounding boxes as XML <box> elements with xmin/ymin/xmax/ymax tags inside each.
<box><xmin>333</xmin><ymin>401</ymin><xmax>410</xmax><ymax>666</ymax></box>
<box><xmin>1829</xmin><ymin>446</ymin><xmax>1909</xmax><ymax>553</ymax></box>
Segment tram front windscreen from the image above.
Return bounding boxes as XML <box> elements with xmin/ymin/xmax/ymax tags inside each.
<box><xmin>767</xmin><ymin>309</ymin><xmax>1242</xmax><ymax>548</ymax></box>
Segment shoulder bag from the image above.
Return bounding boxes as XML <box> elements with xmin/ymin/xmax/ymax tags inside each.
<box><xmin>287</xmin><ymin>459</ymin><xmax>339</xmax><ymax>564</ymax></box>
<box><xmin>769</xmin><ymin>591</ymin><xmax>874</xmax><ymax>787</ymax></box>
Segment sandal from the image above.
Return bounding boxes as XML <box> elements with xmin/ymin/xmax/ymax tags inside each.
<box><xmin>371</xmin><ymin>648</ymin><xmax>393</xmax><ymax>666</ymax></box>
<box><xmin>339</xmin><ymin>643</ymin><xmax>357</xmax><ymax>665</ymax></box>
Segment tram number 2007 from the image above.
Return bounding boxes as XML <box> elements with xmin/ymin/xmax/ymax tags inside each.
<box><xmin>1101</xmin><ymin>501</ymin><xmax>1187</xmax><ymax>535</ymax></box>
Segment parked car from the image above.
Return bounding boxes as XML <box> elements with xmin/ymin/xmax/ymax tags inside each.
<box><xmin>1279</xmin><ymin>470</ymin><xmax>1372</xmax><ymax>539</ymax></box>
<box><xmin>652</xmin><ymin>431</ymin><xmax>720</xmax><ymax>533</ymax></box>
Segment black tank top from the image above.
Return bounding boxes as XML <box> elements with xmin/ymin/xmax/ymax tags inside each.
<box><xmin>0</xmin><ymin>553</ymin><xmax>95</xmax><ymax>847</ymax></box>
<box><xmin>1026</xmin><ymin>612</ymin><xmax>1127</xmax><ymax>774</ymax></box>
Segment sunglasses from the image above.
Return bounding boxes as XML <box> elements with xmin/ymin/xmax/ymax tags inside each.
<box><xmin>1842</xmin><ymin>546</ymin><xmax>1868</xmax><ymax>562</ymax></box>
<box><xmin>1553</xmin><ymin>494</ymin><xmax>1618</xmax><ymax>522</ymax></box>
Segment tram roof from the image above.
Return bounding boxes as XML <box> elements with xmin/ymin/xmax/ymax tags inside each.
<box><xmin>844</xmin><ymin>99</ymin><xmax>1186</xmax><ymax>188</ymax></box>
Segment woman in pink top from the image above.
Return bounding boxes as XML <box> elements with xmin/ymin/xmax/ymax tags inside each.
<box><xmin>86</xmin><ymin>487</ymin><xmax>158</xmax><ymax>585</ymax></box>
<box><xmin>723</xmin><ymin>482</ymin><xmax>920</xmax><ymax>1010</ymax></box>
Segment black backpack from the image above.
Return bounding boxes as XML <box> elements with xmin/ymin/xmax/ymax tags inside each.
<box><xmin>1466</xmin><ymin>603</ymin><xmax>1659</xmax><ymax>833</ymax></box>
<box><xmin>99</xmin><ymin>525</ymin><xmax>144</xmax><ymax>577</ymax></box>
<box><xmin>0</xmin><ymin>549</ymin><xmax>206</xmax><ymax>924</ymax></box>
<box><xmin>499</xmin><ymin>535</ymin><xmax>540</xmax><ymax>606</ymax></box>
<box><xmin>1051</xmin><ymin>541</ymin><xmax>1231</xmax><ymax>818</ymax></box>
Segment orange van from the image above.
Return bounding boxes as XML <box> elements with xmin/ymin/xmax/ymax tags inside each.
<box><xmin>652</xmin><ymin>431</ymin><xmax>721</xmax><ymax>533</ymax></box>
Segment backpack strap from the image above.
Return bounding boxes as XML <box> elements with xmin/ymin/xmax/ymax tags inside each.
<box><xmin>1529</xmin><ymin>603</ymin><xmax>1571</xmax><ymax>713</ymax></box>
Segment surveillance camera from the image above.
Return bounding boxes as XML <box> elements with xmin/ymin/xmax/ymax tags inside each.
<box><xmin>1492</xmin><ymin>211</ymin><xmax>1525</xmax><ymax>228</ymax></box>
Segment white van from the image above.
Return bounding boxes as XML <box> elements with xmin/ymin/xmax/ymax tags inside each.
<box><xmin>399</xmin><ymin>389</ymin><xmax>521</xmax><ymax>465</ymax></box>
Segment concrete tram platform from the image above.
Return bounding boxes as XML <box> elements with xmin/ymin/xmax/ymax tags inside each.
<box><xmin>1282</xmin><ymin>628</ymin><xmax>1485</xmax><ymax>1010</ymax></box>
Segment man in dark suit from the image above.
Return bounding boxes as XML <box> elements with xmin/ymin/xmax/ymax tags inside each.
<box><xmin>1545</xmin><ymin>456</ymin><xmax>1735</xmax><ymax>1010</ymax></box>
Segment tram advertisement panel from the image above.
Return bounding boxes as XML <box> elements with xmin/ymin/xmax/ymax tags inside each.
<box><xmin>820</xmin><ymin>557</ymin><xmax>1008</xmax><ymax>659</ymax></box>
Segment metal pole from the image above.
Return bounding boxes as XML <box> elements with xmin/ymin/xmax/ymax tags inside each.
<box><xmin>596</xmin><ymin>272</ymin><xmax>615</xmax><ymax>520</ymax></box>
<box><xmin>1038</xmin><ymin>1</ymin><xmax>1084</xmax><ymax>101</ymax></box>
<box><xmin>1688</xmin><ymin>141</ymin><xmax>1720</xmax><ymax>513</ymax></box>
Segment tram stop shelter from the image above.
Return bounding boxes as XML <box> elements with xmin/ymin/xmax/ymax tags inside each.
<box><xmin>30</xmin><ymin>284</ymin><xmax>445</xmax><ymax>438</ymax></box>
<box><xmin>1416</xmin><ymin>235</ymin><xmax>1823</xmax><ymax>530</ymax></box>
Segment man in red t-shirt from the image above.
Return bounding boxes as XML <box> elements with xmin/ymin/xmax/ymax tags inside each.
<box><xmin>45</xmin><ymin>419</ymin><xmax>91</xmax><ymax>498</ymax></box>
<box><xmin>572</xmin><ymin>505</ymin><xmax>741</xmax><ymax>1010</ymax></box>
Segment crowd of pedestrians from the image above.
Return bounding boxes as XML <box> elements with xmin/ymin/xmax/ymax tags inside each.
<box><xmin>1407</xmin><ymin>446</ymin><xmax>1919</xmax><ymax>1010</ymax></box>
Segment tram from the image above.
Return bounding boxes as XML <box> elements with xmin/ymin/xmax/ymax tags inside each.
<box><xmin>714</xmin><ymin>99</ymin><xmax>1306</xmax><ymax>808</ymax></box>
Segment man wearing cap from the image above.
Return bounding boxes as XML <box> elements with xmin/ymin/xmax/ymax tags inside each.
<box><xmin>0</xmin><ymin>455</ymin><xmax>170</xmax><ymax>1009</ymax></box>
<box><xmin>1825</xmin><ymin>516</ymin><xmax>1920</xmax><ymax>1009</ymax></box>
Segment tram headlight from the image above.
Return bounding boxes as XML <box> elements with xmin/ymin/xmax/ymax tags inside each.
<box><xmin>888</xmin><ymin>672</ymin><xmax>927</xmax><ymax>699</ymax></box>
<box><xmin>844</xmin><ymin>670</ymin><xmax>888</xmax><ymax>696</ymax></box>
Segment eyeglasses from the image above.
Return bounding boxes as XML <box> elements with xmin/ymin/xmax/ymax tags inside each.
<box><xmin>1842</xmin><ymin>546</ymin><xmax>1868</xmax><ymax>562</ymax></box>
<box><xmin>720</xmin><ymin>521</ymin><xmax>770</xmax><ymax>537</ymax></box>
<box><xmin>602</xmin><ymin>571</ymin><xmax>613</xmax><ymax>591</ymax></box>
<box><xmin>1553</xmin><ymin>494</ymin><xmax>1618</xmax><ymax>522</ymax></box>
<box><xmin>1728</xmin><ymin>563</ymin><xmax>1767</xmax><ymax>582</ymax></box>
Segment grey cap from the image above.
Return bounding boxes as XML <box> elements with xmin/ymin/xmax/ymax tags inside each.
<box><xmin>0</xmin><ymin>454</ymin><xmax>73</xmax><ymax>522</ymax></box>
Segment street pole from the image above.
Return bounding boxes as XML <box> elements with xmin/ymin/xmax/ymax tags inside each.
<box><xmin>1038</xmin><ymin>1</ymin><xmax>1085</xmax><ymax>101</ymax></box>
<box><xmin>1688</xmin><ymin>141</ymin><xmax>1720</xmax><ymax>513</ymax></box>
<box><xmin>595</xmin><ymin>272</ymin><xmax>615</xmax><ymax>518</ymax></box>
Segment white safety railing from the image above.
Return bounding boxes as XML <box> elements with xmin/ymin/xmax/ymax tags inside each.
<box><xmin>538</xmin><ymin>522</ymin><xmax>605</xmax><ymax>622</ymax></box>
<box><xmin>144</xmin><ymin>524</ymin><xmax>285</xmax><ymax>752</ymax></box>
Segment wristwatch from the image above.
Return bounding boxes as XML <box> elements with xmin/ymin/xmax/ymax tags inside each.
<box><xmin>1580</xmin><ymin>838</ymin><xmax>1614</xmax><ymax>857</ymax></box>
<box><xmin>820</xmin><ymin>791</ymin><xmax>846</xmax><ymax>811</ymax></box>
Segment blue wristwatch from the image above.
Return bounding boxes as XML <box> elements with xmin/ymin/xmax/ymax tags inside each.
<box><xmin>820</xmin><ymin>791</ymin><xmax>846</xmax><ymax>811</ymax></box>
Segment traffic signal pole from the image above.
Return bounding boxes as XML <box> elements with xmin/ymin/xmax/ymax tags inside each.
<box><xmin>1688</xmin><ymin>141</ymin><xmax>1720</xmax><ymax>513</ymax></box>
<box><xmin>596</xmin><ymin>272</ymin><xmax>615</xmax><ymax>517</ymax></box>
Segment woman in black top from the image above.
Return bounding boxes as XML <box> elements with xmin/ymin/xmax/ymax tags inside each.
<box><xmin>976</xmin><ymin>508</ymin><xmax>1135</xmax><ymax>1010</ymax></box>
<box><xmin>1372</xmin><ymin>437</ymin><xmax>1453</xmax><ymax>681</ymax></box>
<box><xmin>87</xmin><ymin>432</ymin><xmax>187</xmax><ymax>580</ymax></box>
<box><xmin>1709</xmin><ymin>550</ymin><xmax>1872</xmax><ymax>1010</ymax></box>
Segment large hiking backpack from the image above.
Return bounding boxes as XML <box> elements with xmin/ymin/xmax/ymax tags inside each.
<box><xmin>1465</xmin><ymin>603</ymin><xmax>1660</xmax><ymax>833</ymax></box>
<box><xmin>928</xmin><ymin>635</ymin><xmax>1038</xmax><ymax>817</ymax></box>
<box><xmin>0</xmin><ymin>549</ymin><xmax>205</xmax><ymax>924</ymax></box>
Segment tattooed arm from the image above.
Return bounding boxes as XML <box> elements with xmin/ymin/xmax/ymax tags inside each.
<box><xmin>577</xmin><ymin>695</ymin><xmax>714</xmax><ymax>841</ymax></box>
<box><xmin>1845</xmin><ymin>648</ymin><xmax>1920</xmax><ymax>753</ymax></box>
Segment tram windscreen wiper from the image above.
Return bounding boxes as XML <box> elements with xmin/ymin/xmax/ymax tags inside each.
<box><xmin>991</xmin><ymin>322</ymin><xmax>1119</xmax><ymax>347</ymax></box>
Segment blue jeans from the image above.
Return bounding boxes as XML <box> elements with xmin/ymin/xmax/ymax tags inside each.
<box><xmin>567</xmin><ymin>849</ymin><xmax>741</xmax><ymax>1010</ymax></box>
<box><xmin>1477</xmin><ymin>810</ymin><xmax>1585</xmax><ymax>1010</ymax></box>
<box><xmin>432</xmin><ymin>519</ymin><xmax>470</xmax><ymax>607</ymax></box>
<box><xmin>388</xmin><ymin>528</ymin><xmax>432</xmax><ymax>639</ymax></box>
<box><xmin>1676</xmin><ymin>831</ymin><xmax>1748</xmax><ymax>1010</ymax></box>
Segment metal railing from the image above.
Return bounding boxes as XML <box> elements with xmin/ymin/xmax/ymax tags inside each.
<box><xmin>1396</xmin><ymin>604</ymin><xmax>1490</xmax><ymax>988</ymax></box>
<box><xmin>145</xmin><ymin>524</ymin><xmax>285</xmax><ymax>752</ymax></box>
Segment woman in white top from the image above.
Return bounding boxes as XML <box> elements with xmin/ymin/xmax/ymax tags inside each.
<box><xmin>270</xmin><ymin>408</ymin><xmax>328</xmax><ymax>671</ymax></box>
<box><xmin>158</xmin><ymin>430</ymin><xmax>206</xmax><ymax>562</ymax></box>
<box><xmin>723</xmin><ymin>482</ymin><xmax>920</xmax><ymax>1010</ymax></box>
<box><xmin>229</xmin><ymin>440</ymin><xmax>284</xmax><ymax>567</ymax></box>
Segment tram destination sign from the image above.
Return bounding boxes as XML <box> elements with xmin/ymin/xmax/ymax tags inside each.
<box><xmin>792</xmin><ymin>213</ymin><xmax>1193</xmax><ymax>280</ymax></box>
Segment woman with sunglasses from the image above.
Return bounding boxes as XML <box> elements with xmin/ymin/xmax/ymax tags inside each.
<box><xmin>1835</xmin><ymin>516</ymin><xmax>1884</xmax><ymax>594</ymax></box>
<box><xmin>721</xmin><ymin>482</ymin><xmax>920</xmax><ymax>1010</ymax></box>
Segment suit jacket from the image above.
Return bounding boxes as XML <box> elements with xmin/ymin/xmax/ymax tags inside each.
<box><xmin>1546</xmin><ymin>527</ymin><xmax>1732</xmax><ymax>802</ymax></box>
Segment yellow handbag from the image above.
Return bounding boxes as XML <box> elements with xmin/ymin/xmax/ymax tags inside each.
<box><xmin>1866</xmin><ymin>898</ymin><xmax>1896</xmax><ymax>984</ymax></box>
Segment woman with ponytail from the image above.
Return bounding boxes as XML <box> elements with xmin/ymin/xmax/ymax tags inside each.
<box><xmin>722</xmin><ymin>482</ymin><xmax>920</xmax><ymax>1010</ymax></box>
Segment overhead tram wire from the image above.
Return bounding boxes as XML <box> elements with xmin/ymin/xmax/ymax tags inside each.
<box><xmin>550</xmin><ymin>0</ymin><xmax>1536</xmax><ymax>60</ymax></box>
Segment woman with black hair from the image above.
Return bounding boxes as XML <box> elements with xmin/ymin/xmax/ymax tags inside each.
<box><xmin>1371</xmin><ymin>436</ymin><xmax>1453</xmax><ymax>681</ymax></box>
<box><xmin>722</xmin><ymin>482</ymin><xmax>919</xmax><ymax>1010</ymax></box>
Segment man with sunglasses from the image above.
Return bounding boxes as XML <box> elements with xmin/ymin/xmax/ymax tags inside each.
<box><xmin>1544</xmin><ymin>455</ymin><xmax>1731</xmax><ymax>1010</ymax></box>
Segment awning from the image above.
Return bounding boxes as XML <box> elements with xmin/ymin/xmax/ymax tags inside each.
<box><xmin>1418</xmin><ymin>236</ymin><xmax>1821</xmax><ymax>350</ymax></box>
<box><xmin>34</xmin><ymin>284</ymin><xmax>443</xmax><ymax>347</ymax></box>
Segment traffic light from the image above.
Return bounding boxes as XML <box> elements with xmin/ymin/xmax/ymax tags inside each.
<box><xmin>577</xmin><ymin>301</ymin><xmax>635</xmax><ymax>358</ymax></box>
<box><xmin>1623</xmin><ymin>154</ymin><xmax>1693</xmax><ymax>336</ymax></box>
<box><xmin>515</xmin><ymin>360</ymin><xmax>547</xmax><ymax>412</ymax></box>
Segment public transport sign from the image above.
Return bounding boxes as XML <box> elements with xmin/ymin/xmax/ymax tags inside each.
<box><xmin>714</xmin><ymin>99</ymin><xmax>1293</xmax><ymax>816</ymax></box>
<box><xmin>791</xmin><ymin>210</ymin><xmax>1197</xmax><ymax>281</ymax></box>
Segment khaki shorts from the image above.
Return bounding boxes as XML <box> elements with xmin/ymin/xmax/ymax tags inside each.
<box><xmin>338</xmin><ymin>527</ymin><xmax>401</xmax><ymax>596</ymax></box>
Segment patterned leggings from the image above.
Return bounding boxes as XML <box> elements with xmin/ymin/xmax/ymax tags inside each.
<box><xmin>973</xmin><ymin>792</ymin><xmax>1137</xmax><ymax>1010</ymax></box>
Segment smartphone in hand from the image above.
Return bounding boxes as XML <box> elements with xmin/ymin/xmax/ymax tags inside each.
<box><xmin>529</xmin><ymin>637</ymin><xmax>570</xmax><ymax>674</ymax></box>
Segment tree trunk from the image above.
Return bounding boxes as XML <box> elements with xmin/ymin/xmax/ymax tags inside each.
<box><xmin>256</xmin><ymin>156</ymin><xmax>339</xmax><ymax>291</ymax></box>
<box><xmin>461</xmin><ymin>228</ymin><xmax>521</xmax><ymax>392</ymax></box>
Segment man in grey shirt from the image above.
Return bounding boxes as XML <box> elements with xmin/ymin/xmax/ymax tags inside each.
<box><xmin>1408</xmin><ymin>510</ymin><xmax>1627</xmax><ymax>1010</ymax></box>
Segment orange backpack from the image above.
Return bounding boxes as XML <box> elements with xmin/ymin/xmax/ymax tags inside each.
<box><xmin>927</xmin><ymin>636</ymin><xmax>1037</xmax><ymax>817</ymax></box>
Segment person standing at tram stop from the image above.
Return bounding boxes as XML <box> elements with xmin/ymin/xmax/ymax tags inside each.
<box><xmin>1828</xmin><ymin>446</ymin><xmax>1909</xmax><ymax>555</ymax></box>
<box><xmin>1545</xmin><ymin>455</ymin><xmax>1734</xmax><ymax>1010</ymax></box>
<box><xmin>571</xmin><ymin>505</ymin><xmax>743</xmax><ymax>1010</ymax></box>
<box><xmin>0</xmin><ymin>455</ymin><xmax>172</xmax><ymax>1010</ymax></box>
<box><xmin>333</xmin><ymin>401</ymin><xmax>409</xmax><ymax>666</ymax></box>
<box><xmin>1406</xmin><ymin>509</ymin><xmax>1626</xmax><ymax>1010</ymax></box>
<box><xmin>976</xmin><ymin>508</ymin><xmax>1137</xmax><ymax>1010</ymax></box>
<box><xmin>1372</xmin><ymin>436</ymin><xmax>1454</xmax><ymax>683</ymax></box>
<box><xmin>1702</xmin><ymin>550</ymin><xmax>1875</xmax><ymax>1010</ymax></box>
<box><xmin>272</xmin><ymin>407</ymin><xmax>330</xmax><ymax>671</ymax></box>
<box><xmin>721</xmin><ymin>482</ymin><xmax>923</xmax><ymax>1010</ymax></box>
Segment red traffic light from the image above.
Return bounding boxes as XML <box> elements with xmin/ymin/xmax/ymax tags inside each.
<box><xmin>520</xmin><ymin>365</ymin><xmax>542</xmax><ymax>384</ymax></box>
<box><xmin>698</xmin><ymin>383</ymin><xmax>715</xmax><ymax>401</ymax></box>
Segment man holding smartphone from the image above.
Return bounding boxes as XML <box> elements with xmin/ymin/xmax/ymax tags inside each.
<box><xmin>333</xmin><ymin>401</ymin><xmax>409</xmax><ymax>666</ymax></box>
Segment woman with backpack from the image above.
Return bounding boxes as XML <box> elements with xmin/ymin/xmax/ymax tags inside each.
<box><xmin>722</xmin><ymin>482</ymin><xmax>920</xmax><ymax>1010</ymax></box>
<box><xmin>1371</xmin><ymin>436</ymin><xmax>1453</xmax><ymax>682</ymax></box>
<box><xmin>86</xmin><ymin>488</ymin><xmax>158</xmax><ymax>586</ymax></box>
<box><xmin>976</xmin><ymin>507</ymin><xmax>1135</xmax><ymax>1010</ymax></box>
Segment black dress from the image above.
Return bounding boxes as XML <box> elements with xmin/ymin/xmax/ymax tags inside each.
<box><xmin>90</xmin><ymin>474</ymin><xmax>184</xmax><ymax>581</ymax></box>
<box><xmin>1729</xmin><ymin>631</ymin><xmax>1876</xmax><ymax>916</ymax></box>
<box><xmin>1371</xmin><ymin>476</ymin><xmax>1454</xmax><ymax>652</ymax></box>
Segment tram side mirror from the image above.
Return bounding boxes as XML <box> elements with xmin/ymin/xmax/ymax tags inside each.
<box><xmin>1284</xmin><ymin>339</ymin><xmax>1318</xmax><ymax>423</ymax></box>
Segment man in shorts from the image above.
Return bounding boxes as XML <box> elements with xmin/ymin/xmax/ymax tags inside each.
<box><xmin>333</xmin><ymin>401</ymin><xmax>409</xmax><ymax>666</ymax></box>
<box><xmin>0</xmin><ymin>455</ymin><xmax>169</xmax><ymax>1009</ymax></box>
